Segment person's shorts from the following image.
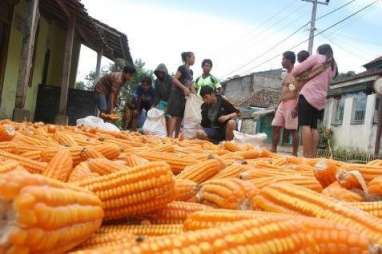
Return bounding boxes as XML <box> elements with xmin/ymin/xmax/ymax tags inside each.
<box><xmin>94</xmin><ymin>93</ymin><xmax>110</xmax><ymax>113</ymax></box>
<box><xmin>166</xmin><ymin>89</ymin><xmax>186</xmax><ymax>118</ymax></box>
<box><xmin>204</xmin><ymin>128</ymin><xmax>225</xmax><ymax>143</ymax></box>
<box><xmin>272</xmin><ymin>100</ymin><xmax>298</xmax><ymax>130</ymax></box>
<box><xmin>298</xmin><ymin>95</ymin><xmax>323</xmax><ymax>129</ymax></box>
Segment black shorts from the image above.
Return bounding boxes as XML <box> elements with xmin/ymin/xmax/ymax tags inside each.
<box><xmin>298</xmin><ymin>95</ymin><xmax>323</xmax><ymax>129</ymax></box>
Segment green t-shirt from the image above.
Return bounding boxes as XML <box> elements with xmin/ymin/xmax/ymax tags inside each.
<box><xmin>195</xmin><ymin>74</ymin><xmax>222</xmax><ymax>96</ymax></box>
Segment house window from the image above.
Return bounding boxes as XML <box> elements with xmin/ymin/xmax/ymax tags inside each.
<box><xmin>332</xmin><ymin>97</ymin><xmax>344</xmax><ymax>125</ymax></box>
<box><xmin>351</xmin><ymin>92</ymin><xmax>367</xmax><ymax>124</ymax></box>
<box><xmin>374</xmin><ymin>96</ymin><xmax>380</xmax><ymax>124</ymax></box>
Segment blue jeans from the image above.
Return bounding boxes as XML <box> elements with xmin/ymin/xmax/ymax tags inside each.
<box><xmin>204</xmin><ymin>127</ymin><xmax>225</xmax><ymax>143</ymax></box>
<box><xmin>95</xmin><ymin>93</ymin><xmax>110</xmax><ymax>113</ymax></box>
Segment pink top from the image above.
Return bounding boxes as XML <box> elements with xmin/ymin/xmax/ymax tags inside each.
<box><xmin>292</xmin><ymin>54</ymin><xmax>336</xmax><ymax>110</ymax></box>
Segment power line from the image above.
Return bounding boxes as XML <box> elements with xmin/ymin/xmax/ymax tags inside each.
<box><xmin>223</xmin><ymin>0</ymin><xmax>357</xmax><ymax>77</ymax></box>
<box><xmin>211</xmin><ymin>0</ymin><xmax>299</xmax><ymax>55</ymax></box>
<box><xmin>225</xmin><ymin>0</ymin><xmax>378</xmax><ymax>78</ymax></box>
<box><xmin>321</xmin><ymin>33</ymin><xmax>370</xmax><ymax>62</ymax></box>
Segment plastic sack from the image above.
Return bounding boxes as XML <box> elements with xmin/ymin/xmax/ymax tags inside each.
<box><xmin>183</xmin><ymin>94</ymin><xmax>203</xmax><ymax>138</ymax></box>
<box><xmin>76</xmin><ymin>116</ymin><xmax>120</xmax><ymax>132</ymax></box>
<box><xmin>233</xmin><ymin>130</ymin><xmax>267</xmax><ymax>147</ymax></box>
<box><xmin>142</xmin><ymin>108</ymin><xmax>167</xmax><ymax>137</ymax></box>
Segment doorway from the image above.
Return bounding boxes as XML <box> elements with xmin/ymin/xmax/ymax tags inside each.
<box><xmin>0</xmin><ymin>1</ymin><xmax>14</xmax><ymax>104</ymax></box>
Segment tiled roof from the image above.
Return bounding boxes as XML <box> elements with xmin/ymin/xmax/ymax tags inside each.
<box><xmin>363</xmin><ymin>56</ymin><xmax>382</xmax><ymax>68</ymax></box>
<box><xmin>238</xmin><ymin>89</ymin><xmax>280</xmax><ymax>108</ymax></box>
<box><xmin>332</xmin><ymin>68</ymin><xmax>382</xmax><ymax>85</ymax></box>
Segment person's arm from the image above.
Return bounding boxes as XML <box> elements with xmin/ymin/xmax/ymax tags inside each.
<box><xmin>218</xmin><ymin>112</ymin><xmax>238</xmax><ymax>124</ymax></box>
<box><xmin>217</xmin><ymin>99</ymin><xmax>239</xmax><ymax>123</ymax></box>
<box><xmin>292</xmin><ymin>55</ymin><xmax>318</xmax><ymax>77</ymax></box>
<box><xmin>108</xmin><ymin>92</ymin><xmax>116</xmax><ymax>113</ymax></box>
<box><xmin>153</xmin><ymin>83</ymin><xmax>161</xmax><ymax>106</ymax></box>
<box><xmin>173</xmin><ymin>69</ymin><xmax>190</xmax><ymax>96</ymax></box>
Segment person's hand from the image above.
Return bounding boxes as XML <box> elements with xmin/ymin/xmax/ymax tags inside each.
<box><xmin>183</xmin><ymin>87</ymin><xmax>191</xmax><ymax>96</ymax></box>
<box><xmin>218</xmin><ymin>115</ymin><xmax>230</xmax><ymax>123</ymax></box>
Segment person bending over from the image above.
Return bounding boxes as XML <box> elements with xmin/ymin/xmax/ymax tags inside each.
<box><xmin>94</xmin><ymin>65</ymin><xmax>136</xmax><ymax>114</ymax></box>
<box><xmin>196</xmin><ymin>86</ymin><xmax>239</xmax><ymax>143</ymax></box>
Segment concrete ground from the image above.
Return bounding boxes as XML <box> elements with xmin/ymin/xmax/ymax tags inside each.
<box><xmin>264</xmin><ymin>144</ymin><xmax>304</xmax><ymax>156</ymax></box>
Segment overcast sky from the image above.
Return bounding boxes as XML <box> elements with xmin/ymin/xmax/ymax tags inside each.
<box><xmin>76</xmin><ymin>0</ymin><xmax>382</xmax><ymax>82</ymax></box>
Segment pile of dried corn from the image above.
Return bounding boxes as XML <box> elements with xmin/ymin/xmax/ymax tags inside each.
<box><xmin>1</xmin><ymin>120</ymin><xmax>382</xmax><ymax>253</ymax></box>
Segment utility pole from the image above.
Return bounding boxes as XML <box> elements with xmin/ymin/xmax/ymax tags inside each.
<box><xmin>302</xmin><ymin>0</ymin><xmax>330</xmax><ymax>54</ymax></box>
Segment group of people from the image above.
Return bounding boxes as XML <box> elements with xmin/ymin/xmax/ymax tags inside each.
<box><xmin>272</xmin><ymin>44</ymin><xmax>337</xmax><ymax>158</ymax></box>
<box><xmin>93</xmin><ymin>43</ymin><xmax>338</xmax><ymax>158</ymax></box>
<box><xmin>94</xmin><ymin>52</ymin><xmax>239</xmax><ymax>144</ymax></box>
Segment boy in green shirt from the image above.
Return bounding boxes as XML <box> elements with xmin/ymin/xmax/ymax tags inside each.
<box><xmin>195</xmin><ymin>59</ymin><xmax>222</xmax><ymax>96</ymax></box>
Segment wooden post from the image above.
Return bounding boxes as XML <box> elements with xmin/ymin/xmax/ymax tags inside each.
<box><xmin>375</xmin><ymin>95</ymin><xmax>382</xmax><ymax>156</ymax></box>
<box><xmin>56</xmin><ymin>16</ymin><xmax>76</xmax><ymax>124</ymax></box>
<box><xmin>95</xmin><ymin>50</ymin><xmax>102</xmax><ymax>81</ymax></box>
<box><xmin>14</xmin><ymin>0</ymin><xmax>39</xmax><ymax>111</ymax></box>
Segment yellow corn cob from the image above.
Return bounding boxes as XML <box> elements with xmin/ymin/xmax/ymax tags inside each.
<box><xmin>219</xmin><ymin>152</ymin><xmax>244</xmax><ymax>160</ymax></box>
<box><xmin>198</xmin><ymin>178</ymin><xmax>258</xmax><ymax>210</ymax></box>
<box><xmin>20</xmin><ymin>150</ymin><xmax>42</xmax><ymax>161</ymax></box>
<box><xmin>0</xmin><ymin>149</ymin><xmax>47</xmax><ymax>174</ymax></box>
<box><xmin>87</xmin><ymin>158</ymin><xmax>130</xmax><ymax>175</ymax></box>
<box><xmin>252</xmin><ymin>175</ymin><xmax>323</xmax><ymax>192</ymax></box>
<box><xmin>41</xmin><ymin>146</ymin><xmax>83</xmax><ymax>165</ymax></box>
<box><xmin>0</xmin><ymin>169</ymin><xmax>104</xmax><ymax>253</ymax></box>
<box><xmin>350</xmin><ymin>201</ymin><xmax>382</xmax><ymax>219</ymax></box>
<box><xmin>79</xmin><ymin>147</ymin><xmax>105</xmax><ymax>161</ymax></box>
<box><xmin>367</xmin><ymin>160</ymin><xmax>382</xmax><ymax>167</ymax></box>
<box><xmin>72</xmin><ymin>231</ymin><xmax>136</xmax><ymax>251</ymax></box>
<box><xmin>137</xmin><ymin>151</ymin><xmax>197</xmax><ymax>174</ymax></box>
<box><xmin>240</xmin><ymin>167</ymin><xmax>294</xmax><ymax>180</ymax></box>
<box><xmin>322</xmin><ymin>182</ymin><xmax>364</xmax><ymax>202</ymax></box>
<box><xmin>345</xmin><ymin>164</ymin><xmax>382</xmax><ymax>182</ymax></box>
<box><xmin>0</xmin><ymin>142</ymin><xmax>17</xmax><ymax>153</ymax></box>
<box><xmin>368</xmin><ymin>176</ymin><xmax>382</xmax><ymax>197</ymax></box>
<box><xmin>54</xmin><ymin>131</ymin><xmax>79</xmax><ymax>146</ymax></box>
<box><xmin>210</xmin><ymin>162</ymin><xmax>247</xmax><ymax>179</ymax></box>
<box><xmin>68</xmin><ymin>162</ymin><xmax>100</xmax><ymax>182</ymax></box>
<box><xmin>142</xmin><ymin>201</ymin><xmax>211</xmax><ymax>224</ymax></box>
<box><xmin>313</xmin><ymin>159</ymin><xmax>340</xmax><ymax>187</ymax></box>
<box><xmin>93</xmin><ymin>143</ymin><xmax>121</xmax><ymax>160</ymax></box>
<box><xmin>42</xmin><ymin>149</ymin><xmax>74</xmax><ymax>182</ymax></box>
<box><xmin>13</xmin><ymin>133</ymin><xmax>47</xmax><ymax>146</ymax></box>
<box><xmin>0</xmin><ymin>159</ymin><xmax>21</xmax><ymax>174</ymax></box>
<box><xmin>154</xmin><ymin>144</ymin><xmax>175</xmax><ymax>152</ymax></box>
<box><xmin>233</xmin><ymin>149</ymin><xmax>262</xmax><ymax>159</ymax></box>
<box><xmin>254</xmin><ymin>182</ymin><xmax>382</xmax><ymax>244</ymax></box>
<box><xmin>0</xmin><ymin>124</ymin><xmax>15</xmax><ymax>141</ymax></box>
<box><xmin>96</xmin><ymin>224</ymin><xmax>184</xmax><ymax>237</ymax></box>
<box><xmin>176</xmin><ymin>159</ymin><xmax>224</xmax><ymax>183</ymax></box>
<box><xmin>81</xmin><ymin>215</ymin><xmax>378</xmax><ymax>254</ymax></box>
<box><xmin>337</xmin><ymin>169</ymin><xmax>368</xmax><ymax>191</ymax></box>
<box><xmin>183</xmin><ymin>209</ymin><xmax>289</xmax><ymax>231</ymax></box>
<box><xmin>120</xmin><ymin>153</ymin><xmax>148</xmax><ymax>167</ymax></box>
<box><xmin>78</xmin><ymin>161</ymin><xmax>175</xmax><ymax>220</ymax></box>
<box><xmin>222</xmin><ymin>141</ymin><xmax>242</xmax><ymax>152</ymax></box>
<box><xmin>174</xmin><ymin>179</ymin><xmax>199</xmax><ymax>201</ymax></box>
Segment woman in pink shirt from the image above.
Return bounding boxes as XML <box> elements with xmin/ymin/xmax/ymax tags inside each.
<box><xmin>292</xmin><ymin>44</ymin><xmax>337</xmax><ymax>158</ymax></box>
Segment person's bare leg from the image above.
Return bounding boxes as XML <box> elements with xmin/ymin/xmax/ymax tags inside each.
<box><xmin>165</xmin><ymin>117</ymin><xmax>170</xmax><ymax>137</ymax></box>
<box><xmin>312</xmin><ymin>128</ymin><xmax>320</xmax><ymax>157</ymax></box>
<box><xmin>289</xmin><ymin>130</ymin><xmax>299</xmax><ymax>156</ymax></box>
<box><xmin>196</xmin><ymin>130</ymin><xmax>208</xmax><ymax>140</ymax></box>
<box><xmin>302</xmin><ymin>126</ymin><xmax>313</xmax><ymax>158</ymax></box>
<box><xmin>272</xmin><ymin>126</ymin><xmax>281</xmax><ymax>153</ymax></box>
<box><xmin>167</xmin><ymin>117</ymin><xmax>178</xmax><ymax>137</ymax></box>
<box><xmin>174</xmin><ymin>118</ymin><xmax>182</xmax><ymax>138</ymax></box>
<box><xmin>225</xmin><ymin>120</ymin><xmax>236</xmax><ymax>141</ymax></box>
